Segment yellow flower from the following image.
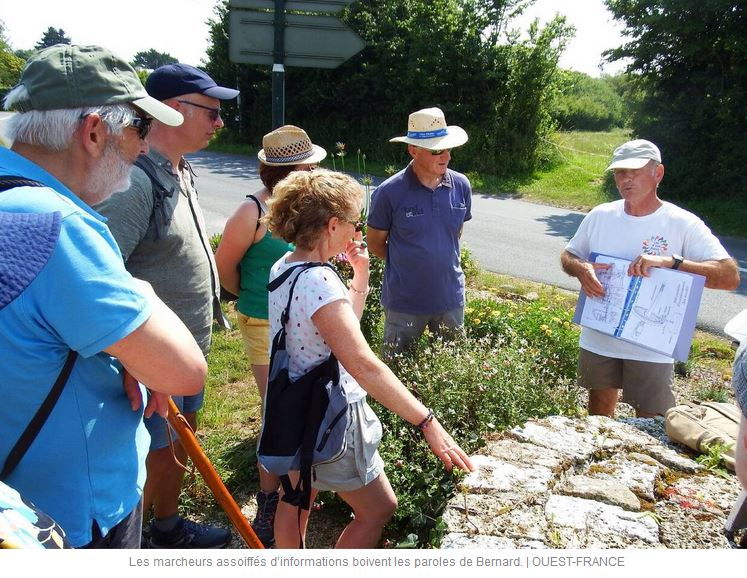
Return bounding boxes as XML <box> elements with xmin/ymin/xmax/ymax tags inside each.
<box><xmin>474</xmin><ymin>318</ymin><xmax>481</xmax><ymax>325</ymax></box>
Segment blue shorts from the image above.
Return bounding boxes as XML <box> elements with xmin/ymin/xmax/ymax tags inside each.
<box><xmin>145</xmin><ymin>390</ymin><xmax>205</xmax><ymax>450</ymax></box>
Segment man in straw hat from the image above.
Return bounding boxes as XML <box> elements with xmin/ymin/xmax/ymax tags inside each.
<box><xmin>561</xmin><ymin>139</ymin><xmax>739</xmax><ymax>418</ymax></box>
<box><xmin>96</xmin><ymin>63</ymin><xmax>239</xmax><ymax>549</ymax></box>
<box><xmin>368</xmin><ymin>107</ymin><xmax>472</xmax><ymax>356</ymax></box>
<box><xmin>0</xmin><ymin>44</ymin><xmax>207</xmax><ymax>548</ymax></box>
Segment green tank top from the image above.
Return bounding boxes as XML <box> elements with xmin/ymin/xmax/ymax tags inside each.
<box><xmin>237</xmin><ymin>228</ymin><xmax>294</xmax><ymax>319</ymax></box>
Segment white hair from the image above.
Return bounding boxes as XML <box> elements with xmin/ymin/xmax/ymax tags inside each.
<box><xmin>4</xmin><ymin>85</ymin><xmax>135</xmax><ymax>151</ymax></box>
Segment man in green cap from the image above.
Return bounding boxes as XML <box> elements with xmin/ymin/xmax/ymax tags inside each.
<box><xmin>0</xmin><ymin>44</ymin><xmax>207</xmax><ymax>548</ymax></box>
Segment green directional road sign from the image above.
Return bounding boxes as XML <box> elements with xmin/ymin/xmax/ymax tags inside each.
<box><xmin>229</xmin><ymin>10</ymin><xmax>365</xmax><ymax>69</ymax></box>
<box><xmin>230</xmin><ymin>0</ymin><xmax>355</xmax><ymax>13</ymax></box>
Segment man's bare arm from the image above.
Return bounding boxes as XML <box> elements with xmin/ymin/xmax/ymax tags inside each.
<box><xmin>366</xmin><ymin>226</ymin><xmax>389</xmax><ymax>260</ymax></box>
<box><xmin>560</xmin><ymin>250</ymin><xmax>610</xmax><ymax>299</ymax></box>
<box><xmin>627</xmin><ymin>254</ymin><xmax>740</xmax><ymax>290</ymax></box>
<box><xmin>105</xmin><ymin>283</ymin><xmax>206</xmax><ymax>396</ymax></box>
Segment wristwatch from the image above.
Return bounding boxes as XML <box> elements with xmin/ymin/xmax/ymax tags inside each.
<box><xmin>671</xmin><ymin>254</ymin><xmax>684</xmax><ymax>270</ymax></box>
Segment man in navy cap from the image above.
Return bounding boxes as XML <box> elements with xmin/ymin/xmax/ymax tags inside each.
<box><xmin>96</xmin><ymin>64</ymin><xmax>239</xmax><ymax>549</ymax></box>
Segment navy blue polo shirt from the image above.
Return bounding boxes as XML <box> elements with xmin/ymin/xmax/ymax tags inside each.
<box><xmin>368</xmin><ymin>163</ymin><xmax>472</xmax><ymax>315</ymax></box>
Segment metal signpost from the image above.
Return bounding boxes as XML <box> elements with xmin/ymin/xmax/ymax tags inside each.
<box><xmin>228</xmin><ymin>0</ymin><xmax>364</xmax><ymax>128</ymax></box>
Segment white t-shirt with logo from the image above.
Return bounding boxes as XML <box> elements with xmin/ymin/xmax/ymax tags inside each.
<box><xmin>566</xmin><ymin>200</ymin><xmax>731</xmax><ymax>363</ymax></box>
<box><xmin>268</xmin><ymin>255</ymin><xmax>366</xmax><ymax>402</ymax></box>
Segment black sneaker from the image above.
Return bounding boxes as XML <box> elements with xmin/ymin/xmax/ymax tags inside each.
<box><xmin>147</xmin><ymin>517</ymin><xmax>231</xmax><ymax>549</ymax></box>
<box><xmin>252</xmin><ymin>491</ymin><xmax>279</xmax><ymax>547</ymax></box>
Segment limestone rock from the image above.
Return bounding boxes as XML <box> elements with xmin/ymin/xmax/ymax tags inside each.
<box><xmin>442</xmin><ymin>415</ymin><xmax>740</xmax><ymax>549</ymax></box>
<box><xmin>557</xmin><ymin>475</ymin><xmax>641</xmax><ymax>511</ymax></box>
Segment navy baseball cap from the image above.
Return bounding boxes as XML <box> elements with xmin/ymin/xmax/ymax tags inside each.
<box><xmin>146</xmin><ymin>63</ymin><xmax>239</xmax><ymax>101</ymax></box>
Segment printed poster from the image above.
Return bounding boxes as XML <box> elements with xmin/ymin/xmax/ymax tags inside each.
<box><xmin>572</xmin><ymin>253</ymin><xmax>706</xmax><ymax>360</ymax></box>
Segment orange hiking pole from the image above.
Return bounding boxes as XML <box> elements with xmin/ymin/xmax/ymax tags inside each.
<box><xmin>166</xmin><ymin>398</ymin><xmax>264</xmax><ymax>549</ymax></box>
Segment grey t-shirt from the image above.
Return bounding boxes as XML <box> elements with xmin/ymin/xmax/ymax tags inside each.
<box><xmin>95</xmin><ymin>148</ymin><xmax>221</xmax><ymax>355</ymax></box>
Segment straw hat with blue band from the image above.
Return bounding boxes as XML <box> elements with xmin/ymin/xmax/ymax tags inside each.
<box><xmin>257</xmin><ymin>125</ymin><xmax>327</xmax><ymax>167</ymax></box>
<box><xmin>389</xmin><ymin>107</ymin><xmax>468</xmax><ymax>150</ymax></box>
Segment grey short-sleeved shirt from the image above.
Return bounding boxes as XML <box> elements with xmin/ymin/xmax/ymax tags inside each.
<box><xmin>95</xmin><ymin>148</ymin><xmax>220</xmax><ymax>355</ymax></box>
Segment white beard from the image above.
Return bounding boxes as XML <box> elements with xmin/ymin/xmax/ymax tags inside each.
<box><xmin>85</xmin><ymin>138</ymin><xmax>133</xmax><ymax>205</ymax></box>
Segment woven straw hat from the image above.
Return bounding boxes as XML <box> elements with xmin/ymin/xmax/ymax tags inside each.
<box><xmin>257</xmin><ymin>125</ymin><xmax>327</xmax><ymax>166</ymax></box>
<box><xmin>390</xmin><ymin>107</ymin><xmax>468</xmax><ymax>150</ymax></box>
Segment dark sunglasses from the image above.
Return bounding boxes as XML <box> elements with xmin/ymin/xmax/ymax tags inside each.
<box><xmin>79</xmin><ymin>111</ymin><xmax>152</xmax><ymax>140</ymax></box>
<box><xmin>177</xmin><ymin>99</ymin><xmax>222</xmax><ymax>122</ymax></box>
<box><xmin>430</xmin><ymin>148</ymin><xmax>451</xmax><ymax>156</ymax></box>
<box><xmin>128</xmin><ymin>115</ymin><xmax>152</xmax><ymax>140</ymax></box>
<box><xmin>344</xmin><ymin>218</ymin><xmax>365</xmax><ymax>232</ymax></box>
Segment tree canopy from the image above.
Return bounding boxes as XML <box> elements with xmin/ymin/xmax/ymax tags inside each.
<box><xmin>34</xmin><ymin>27</ymin><xmax>71</xmax><ymax>49</ymax></box>
<box><xmin>132</xmin><ymin>49</ymin><xmax>178</xmax><ymax>70</ymax></box>
<box><xmin>552</xmin><ymin>70</ymin><xmax>627</xmax><ymax>131</ymax></box>
<box><xmin>206</xmin><ymin>0</ymin><xmax>573</xmax><ymax>177</ymax></box>
<box><xmin>604</xmin><ymin>0</ymin><xmax>747</xmax><ymax>205</ymax></box>
<box><xmin>0</xmin><ymin>20</ymin><xmax>24</xmax><ymax>88</ymax></box>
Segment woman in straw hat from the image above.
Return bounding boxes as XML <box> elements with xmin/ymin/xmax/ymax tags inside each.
<box><xmin>215</xmin><ymin>125</ymin><xmax>326</xmax><ymax>547</ymax></box>
<box><xmin>265</xmin><ymin>169</ymin><xmax>474</xmax><ymax>548</ymax></box>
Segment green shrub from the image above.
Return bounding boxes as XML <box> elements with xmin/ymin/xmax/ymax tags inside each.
<box><xmin>375</xmin><ymin>330</ymin><xmax>580</xmax><ymax>547</ymax></box>
<box><xmin>209</xmin><ymin>232</ymin><xmax>221</xmax><ymax>254</ymax></box>
<box><xmin>464</xmin><ymin>296</ymin><xmax>580</xmax><ymax>381</ymax></box>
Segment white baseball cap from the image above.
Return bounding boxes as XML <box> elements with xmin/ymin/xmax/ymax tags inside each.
<box><xmin>607</xmin><ymin>139</ymin><xmax>662</xmax><ymax>171</ymax></box>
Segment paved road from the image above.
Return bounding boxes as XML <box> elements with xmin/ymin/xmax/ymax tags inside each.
<box><xmin>192</xmin><ymin>151</ymin><xmax>747</xmax><ymax>335</ymax></box>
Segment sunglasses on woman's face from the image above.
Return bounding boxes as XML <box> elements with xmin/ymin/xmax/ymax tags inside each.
<box><xmin>343</xmin><ymin>218</ymin><xmax>365</xmax><ymax>232</ymax></box>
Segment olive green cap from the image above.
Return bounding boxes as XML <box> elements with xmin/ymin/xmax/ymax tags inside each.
<box><xmin>9</xmin><ymin>44</ymin><xmax>182</xmax><ymax>126</ymax></box>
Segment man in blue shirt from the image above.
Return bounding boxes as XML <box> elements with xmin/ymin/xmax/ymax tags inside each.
<box><xmin>367</xmin><ymin>107</ymin><xmax>472</xmax><ymax>356</ymax></box>
<box><xmin>0</xmin><ymin>44</ymin><xmax>207</xmax><ymax>548</ymax></box>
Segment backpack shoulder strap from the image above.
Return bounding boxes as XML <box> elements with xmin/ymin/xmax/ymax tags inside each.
<box><xmin>245</xmin><ymin>194</ymin><xmax>263</xmax><ymax>231</ymax></box>
<box><xmin>133</xmin><ymin>155</ymin><xmax>176</xmax><ymax>241</ymax></box>
<box><xmin>0</xmin><ymin>178</ymin><xmax>78</xmax><ymax>480</ymax></box>
<box><xmin>268</xmin><ymin>262</ymin><xmax>337</xmax><ymax>324</ymax></box>
<box><xmin>0</xmin><ymin>176</ymin><xmax>46</xmax><ymax>192</ymax></box>
<box><xmin>0</xmin><ymin>351</ymin><xmax>78</xmax><ymax>481</ymax></box>
<box><xmin>267</xmin><ymin>262</ymin><xmax>325</xmax><ymax>292</ymax></box>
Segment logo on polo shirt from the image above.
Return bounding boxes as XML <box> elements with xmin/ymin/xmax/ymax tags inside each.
<box><xmin>403</xmin><ymin>205</ymin><xmax>424</xmax><ymax>218</ymax></box>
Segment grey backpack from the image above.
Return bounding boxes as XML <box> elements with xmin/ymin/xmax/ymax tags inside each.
<box><xmin>257</xmin><ymin>262</ymin><xmax>349</xmax><ymax>512</ymax></box>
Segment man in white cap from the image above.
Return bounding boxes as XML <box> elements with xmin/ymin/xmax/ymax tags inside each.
<box><xmin>367</xmin><ymin>107</ymin><xmax>472</xmax><ymax>356</ymax></box>
<box><xmin>561</xmin><ymin>139</ymin><xmax>739</xmax><ymax>418</ymax></box>
<box><xmin>0</xmin><ymin>44</ymin><xmax>206</xmax><ymax>548</ymax></box>
<box><xmin>95</xmin><ymin>64</ymin><xmax>238</xmax><ymax>548</ymax></box>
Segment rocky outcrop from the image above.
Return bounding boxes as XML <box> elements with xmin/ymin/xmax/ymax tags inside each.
<box><xmin>441</xmin><ymin>415</ymin><xmax>741</xmax><ymax>549</ymax></box>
